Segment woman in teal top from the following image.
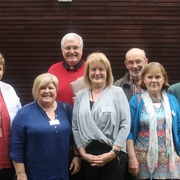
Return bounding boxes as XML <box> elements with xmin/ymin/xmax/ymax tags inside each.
<box><xmin>127</xmin><ymin>62</ymin><xmax>180</xmax><ymax>180</ymax></box>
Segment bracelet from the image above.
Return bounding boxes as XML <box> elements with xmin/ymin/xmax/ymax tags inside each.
<box><xmin>74</xmin><ymin>154</ymin><xmax>81</xmax><ymax>158</ymax></box>
<box><xmin>111</xmin><ymin>149</ymin><xmax>120</xmax><ymax>164</ymax></box>
<box><xmin>111</xmin><ymin>149</ymin><xmax>120</xmax><ymax>156</ymax></box>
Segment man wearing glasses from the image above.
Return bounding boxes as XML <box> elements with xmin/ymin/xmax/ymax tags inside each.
<box><xmin>48</xmin><ymin>33</ymin><xmax>86</xmax><ymax>180</ymax></box>
<box><xmin>114</xmin><ymin>48</ymin><xmax>148</xmax><ymax>101</ymax></box>
<box><xmin>114</xmin><ymin>48</ymin><xmax>148</xmax><ymax>180</ymax></box>
<box><xmin>48</xmin><ymin>32</ymin><xmax>86</xmax><ymax>106</ymax></box>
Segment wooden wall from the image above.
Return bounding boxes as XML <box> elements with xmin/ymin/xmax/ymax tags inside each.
<box><xmin>0</xmin><ymin>0</ymin><xmax>180</xmax><ymax>105</ymax></box>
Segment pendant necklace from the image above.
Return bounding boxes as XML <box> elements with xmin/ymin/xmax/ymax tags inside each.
<box><xmin>90</xmin><ymin>86</ymin><xmax>106</xmax><ymax>102</ymax></box>
<box><xmin>151</xmin><ymin>99</ymin><xmax>162</xmax><ymax>103</ymax></box>
<box><xmin>91</xmin><ymin>89</ymin><xmax>95</xmax><ymax>102</ymax></box>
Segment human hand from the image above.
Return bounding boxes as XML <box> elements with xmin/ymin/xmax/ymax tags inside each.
<box><xmin>128</xmin><ymin>157</ymin><xmax>139</xmax><ymax>177</ymax></box>
<box><xmin>83</xmin><ymin>153</ymin><xmax>105</xmax><ymax>167</ymax></box>
<box><xmin>95</xmin><ymin>151</ymin><xmax>116</xmax><ymax>165</ymax></box>
<box><xmin>69</xmin><ymin>156</ymin><xmax>81</xmax><ymax>174</ymax></box>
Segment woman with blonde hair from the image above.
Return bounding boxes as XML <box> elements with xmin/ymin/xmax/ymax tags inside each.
<box><xmin>72</xmin><ymin>52</ymin><xmax>130</xmax><ymax>180</ymax></box>
<box><xmin>10</xmin><ymin>73</ymin><xmax>80</xmax><ymax>180</ymax></box>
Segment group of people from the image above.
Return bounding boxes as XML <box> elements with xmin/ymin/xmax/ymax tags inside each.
<box><xmin>0</xmin><ymin>32</ymin><xmax>180</xmax><ymax>180</ymax></box>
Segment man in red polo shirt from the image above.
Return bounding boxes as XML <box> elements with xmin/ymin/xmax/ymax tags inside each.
<box><xmin>48</xmin><ymin>32</ymin><xmax>86</xmax><ymax>180</ymax></box>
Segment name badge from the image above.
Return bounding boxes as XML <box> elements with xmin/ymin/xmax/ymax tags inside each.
<box><xmin>49</xmin><ymin>119</ymin><xmax>60</xmax><ymax>125</ymax></box>
<box><xmin>172</xmin><ymin>111</ymin><xmax>176</xmax><ymax>116</ymax></box>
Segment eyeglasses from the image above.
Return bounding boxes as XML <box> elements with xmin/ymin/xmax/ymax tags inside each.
<box><xmin>126</xmin><ymin>59</ymin><xmax>145</xmax><ymax>66</ymax></box>
<box><xmin>63</xmin><ymin>46</ymin><xmax>81</xmax><ymax>51</ymax></box>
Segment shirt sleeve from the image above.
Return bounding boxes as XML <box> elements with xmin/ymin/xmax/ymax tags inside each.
<box><xmin>127</xmin><ymin>95</ymin><xmax>138</xmax><ymax>140</ymax></box>
<box><xmin>10</xmin><ymin>110</ymin><xmax>26</xmax><ymax>163</ymax></box>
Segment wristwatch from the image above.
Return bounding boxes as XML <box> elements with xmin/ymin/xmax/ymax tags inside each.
<box><xmin>111</xmin><ymin>149</ymin><xmax>120</xmax><ymax>164</ymax></box>
<box><xmin>111</xmin><ymin>149</ymin><xmax>120</xmax><ymax>156</ymax></box>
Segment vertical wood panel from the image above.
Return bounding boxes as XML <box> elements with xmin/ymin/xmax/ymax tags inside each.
<box><xmin>0</xmin><ymin>0</ymin><xmax>180</xmax><ymax>105</ymax></box>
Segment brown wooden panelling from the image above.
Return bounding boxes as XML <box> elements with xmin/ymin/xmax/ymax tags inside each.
<box><xmin>0</xmin><ymin>0</ymin><xmax>180</xmax><ymax>105</ymax></box>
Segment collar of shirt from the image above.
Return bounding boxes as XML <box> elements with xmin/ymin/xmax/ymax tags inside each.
<box><xmin>129</xmin><ymin>75</ymin><xmax>134</xmax><ymax>85</ymax></box>
<box><xmin>63</xmin><ymin>60</ymin><xmax>84</xmax><ymax>71</ymax></box>
<box><xmin>129</xmin><ymin>75</ymin><xmax>142</xmax><ymax>95</ymax></box>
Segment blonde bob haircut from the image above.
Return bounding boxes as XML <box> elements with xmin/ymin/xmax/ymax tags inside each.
<box><xmin>32</xmin><ymin>73</ymin><xmax>58</xmax><ymax>100</ymax></box>
<box><xmin>0</xmin><ymin>52</ymin><xmax>6</xmax><ymax>71</ymax></box>
<box><xmin>84</xmin><ymin>52</ymin><xmax>114</xmax><ymax>88</ymax></box>
<box><xmin>139</xmin><ymin>62</ymin><xmax>169</xmax><ymax>90</ymax></box>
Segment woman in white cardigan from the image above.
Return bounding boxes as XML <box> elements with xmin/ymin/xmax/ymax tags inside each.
<box><xmin>0</xmin><ymin>53</ymin><xmax>21</xmax><ymax>180</ymax></box>
<box><xmin>72</xmin><ymin>52</ymin><xmax>130</xmax><ymax>180</ymax></box>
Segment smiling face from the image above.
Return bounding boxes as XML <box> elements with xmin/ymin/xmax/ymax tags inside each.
<box><xmin>125</xmin><ymin>48</ymin><xmax>148</xmax><ymax>78</ymax></box>
<box><xmin>62</xmin><ymin>38</ymin><xmax>83</xmax><ymax>66</ymax></box>
<box><xmin>37</xmin><ymin>82</ymin><xmax>57</xmax><ymax>106</ymax></box>
<box><xmin>89</xmin><ymin>61</ymin><xmax>107</xmax><ymax>87</ymax></box>
<box><xmin>143</xmin><ymin>71</ymin><xmax>165</xmax><ymax>96</ymax></box>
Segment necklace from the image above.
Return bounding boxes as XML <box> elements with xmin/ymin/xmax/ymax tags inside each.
<box><xmin>90</xmin><ymin>86</ymin><xmax>106</xmax><ymax>102</ymax></box>
<box><xmin>151</xmin><ymin>99</ymin><xmax>162</xmax><ymax>103</ymax></box>
<box><xmin>90</xmin><ymin>89</ymin><xmax>95</xmax><ymax>102</ymax></box>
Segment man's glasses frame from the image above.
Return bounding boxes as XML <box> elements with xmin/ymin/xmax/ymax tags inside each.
<box><xmin>63</xmin><ymin>45</ymin><xmax>82</xmax><ymax>51</ymax></box>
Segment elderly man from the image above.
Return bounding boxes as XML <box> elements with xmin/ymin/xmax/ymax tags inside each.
<box><xmin>48</xmin><ymin>33</ymin><xmax>86</xmax><ymax>180</ymax></box>
<box><xmin>114</xmin><ymin>48</ymin><xmax>148</xmax><ymax>101</ymax></box>
<box><xmin>168</xmin><ymin>82</ymin><xmax>180</xmax><ymax>105</ymax></box>
<box><xmin>114</xmin><ymin>48</ymin><xmax>148</xmax><ymax>180</ymax></box>
<box><xmin>48</xmin><ymin>32</ymin><xmax>86</xmax><ymax>106</ymax></box>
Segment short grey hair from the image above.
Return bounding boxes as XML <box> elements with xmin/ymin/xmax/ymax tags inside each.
<box><xmin>61</xmin><ymin>33</ymin><xmax>83</xmax><ymax>49</ymax></box>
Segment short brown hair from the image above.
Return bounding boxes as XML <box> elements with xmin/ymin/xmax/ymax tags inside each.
<box><xmin>139</xmin><ymin>62</ymin><xmax>169</xmax><ymax>90</ymax></box>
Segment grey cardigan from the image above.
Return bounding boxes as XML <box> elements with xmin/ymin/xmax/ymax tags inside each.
<box><xmin>72</xmin><ymin>86</ymin><xmax>130</xmax><ymax>153</ymax></box>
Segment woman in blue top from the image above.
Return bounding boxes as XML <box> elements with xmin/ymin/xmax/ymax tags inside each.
<box><xmin>127</xmin><ymin>62</ymin><xmax>180</xmax><ymax>180</ymax></box>
<box><xmin>10</xmin><ymin>73</ymin><xmax>81</xmax><ymax>180</ymax></box>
